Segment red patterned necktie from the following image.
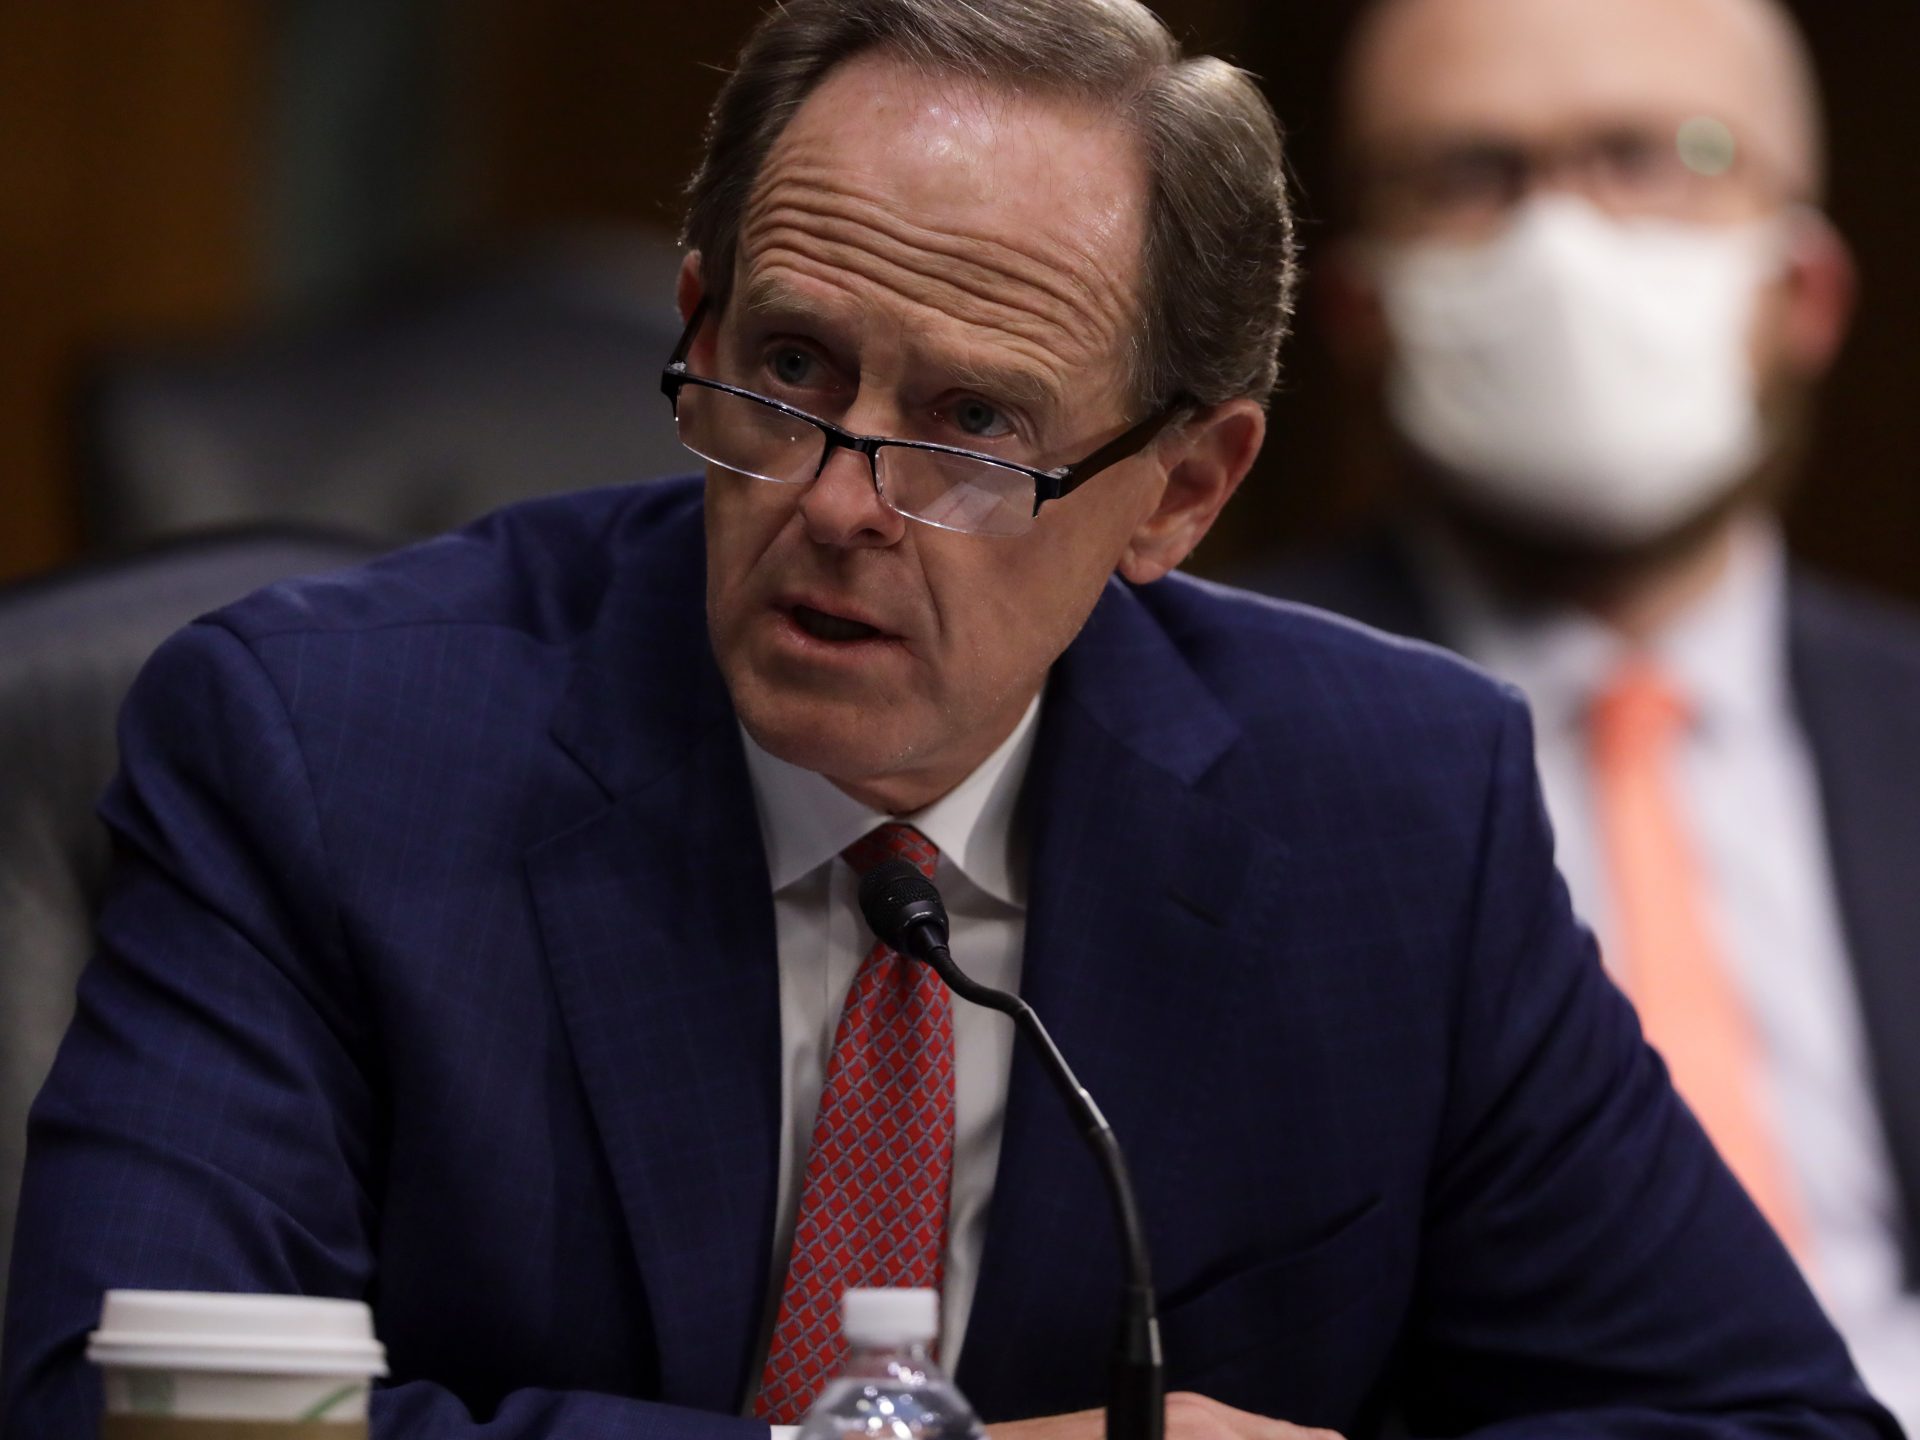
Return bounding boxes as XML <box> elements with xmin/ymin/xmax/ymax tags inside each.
<box><xmin>754</xmin><ymin>823</ymin><xmax>955</xmax><ymax>1423</ymax></box>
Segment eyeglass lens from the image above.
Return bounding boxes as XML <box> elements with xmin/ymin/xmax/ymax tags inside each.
<box><xmin>675</xmin><ymin>384</ymin><xmax>1038</xmax><ymax>537</ymax></box>
<box><xmin>1366</xmin><ymin>119</ymin><xmax>1759</xmax><ymax>240</ymax></box>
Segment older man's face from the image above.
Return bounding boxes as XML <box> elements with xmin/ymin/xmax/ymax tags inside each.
<box><xmin>692</xmin><ymin>54</ymin><xmax>1175</xmax><ymax>813</ymax></box>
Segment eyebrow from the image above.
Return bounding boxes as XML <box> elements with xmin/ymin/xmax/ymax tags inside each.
<box><xmin>940</xmin><ymin>352</ymin><xmax>1062</xmax><ymax>420</ymax></box>
<box><xmin>738</xmin><ymin>274</ymin><xmax>815</xmax><ymax>322</ymax></box>
<box><xmin>734</xmin><ymin>275</ymin><xmax>1065</xmax><ymax>423</ymax></box>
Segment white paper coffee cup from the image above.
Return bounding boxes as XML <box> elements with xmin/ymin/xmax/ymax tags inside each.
<box><xmin>88</xmin><ymin>1291</ymin><xmax>387</xmax><ymax>1431</ymax></box>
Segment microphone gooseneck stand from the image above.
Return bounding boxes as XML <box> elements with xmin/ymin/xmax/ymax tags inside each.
<box><xmin>858</xmin><ymin>860</ymin><xmax>1164</xmax><ymax>1440</ymax></box>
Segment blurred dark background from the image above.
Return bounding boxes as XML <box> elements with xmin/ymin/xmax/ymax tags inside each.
<box><xmin>3</xmin><ymin>0</ymin><xmax>1915</xmax><ymax>594</ymax></box>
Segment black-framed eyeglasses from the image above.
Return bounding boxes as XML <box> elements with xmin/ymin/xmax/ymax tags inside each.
<box><xmin>1359</xmin><ymin>117</ymin><xmax>1770</xmax><ymax>240</ymax></box>
<box><xmin>659</xmin><ymin>298</ymin><xmax>1190</xmax><ymax>537</ymax></box>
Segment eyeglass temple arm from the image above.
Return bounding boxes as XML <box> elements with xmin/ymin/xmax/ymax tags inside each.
<box><xmin>1035</xmin><ymin>398</ymin><xmax>1196</xmax><ymax>511</ymax></box>
<box><xmin>661</xmin><ymin>297</ymin><xmax>711</xmax><ymax>397</ymax></box>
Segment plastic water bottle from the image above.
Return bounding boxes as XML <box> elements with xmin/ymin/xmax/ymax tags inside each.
<box><xmin>794</xmin><ymin>1289</ymin><xmax>987</xmax><ymax>1440</ymax></box>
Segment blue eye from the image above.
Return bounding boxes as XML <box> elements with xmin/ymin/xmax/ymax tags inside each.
<box><xmin>952</xmin><ymin>398</ymin><xmax>1011</xmax><ymax>440</ymax></box>
<box><xmin>767</xmin><ymin>348</ymin><xmax>815</xmax><ymax>387</ymax></box>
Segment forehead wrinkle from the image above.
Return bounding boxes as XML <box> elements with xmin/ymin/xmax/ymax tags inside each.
<box><xmin>745</xmin><ymin>211</ymin><xmax>1121</xmax><ymax>369</ymax></box>
<box><xmin>754</xmin><ymin>163</ymin><xmax>1139</xmax><ymax>337</ymax></box>
<box><xmin>750</xmin><ymin>247</ymin><xmax>1085</xmax><ymax>413</ymax></box>
<box><xmin>735</xmin><ymin>270</ymin><xmax>1063</xmax><ymax>415</ymax></box>
<box><xmin>741</xmin><ymin>167</ymin><xmax>1136</xmax><ymax>375</ymax></box>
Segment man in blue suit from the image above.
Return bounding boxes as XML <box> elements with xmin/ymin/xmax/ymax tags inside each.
<box><xmin>1</xmin><ymin>2</ymin><xmax>1897</xmax><ymax>1438</ymax></box>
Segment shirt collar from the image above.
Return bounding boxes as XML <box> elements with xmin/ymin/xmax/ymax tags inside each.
<box><xmin>1653</xmin><ymin>520</ymin><xmax>1791</xmax><ymax>732</ymax></box>
<box><xmin>1411</xmin><ymin>516</ymin><xmax>1791</xmax><ymax>738</ymax></box>
<box><xmin>740</xmin><ymin>694</ymin><xmax>1042</xmax><ymax>909</ymax></box>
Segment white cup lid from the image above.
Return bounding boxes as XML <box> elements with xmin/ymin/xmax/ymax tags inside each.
<box><xmin>842</xmin><ymin>1288</ymin><xmax>938</xmax><ymax>1346</ymax></box>
<box><xmin>88</xmin><ymin>1291</ymin><xmax>388</xmax><ymax>1377</ymax></box>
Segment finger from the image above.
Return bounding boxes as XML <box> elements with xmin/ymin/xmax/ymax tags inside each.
<box><xmin>1164</xmin><ymin>1391</ymin><xmax>1346</xmax><ymax>1440</ymax></box>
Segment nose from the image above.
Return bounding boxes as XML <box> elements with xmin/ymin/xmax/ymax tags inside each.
<box><xmin>798</xmin><ymin>440</ymin><xmax>908</xmax><ymax>550</ymax></box>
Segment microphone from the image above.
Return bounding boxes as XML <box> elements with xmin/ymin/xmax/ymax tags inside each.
<box><xmin>859</xmin><ymin>860</ymin><xmax>1164</xmax><ymax>1440</ymax></box>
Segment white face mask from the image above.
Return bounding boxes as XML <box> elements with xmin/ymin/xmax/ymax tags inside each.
<box><xmin>1372</xmin><ymin>197</ymin><xmax>1787</xmax><ymax>546</ymax></box>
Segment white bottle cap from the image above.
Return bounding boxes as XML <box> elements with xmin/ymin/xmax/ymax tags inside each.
<box><xmin>842</xmin><ymin>1288</ymin><xmax>938</xmax><ymax>1346</ymax></box>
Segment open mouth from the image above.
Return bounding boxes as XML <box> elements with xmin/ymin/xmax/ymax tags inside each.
<box><xmin>791</xmin><ymin>604</ymin><xmax>885</xmax><ymax>643</ymax></box>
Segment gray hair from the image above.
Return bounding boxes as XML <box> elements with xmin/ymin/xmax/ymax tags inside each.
<box><xmin>682</xmin><ymin>0</ymin><xmax>1298</xmax><ymax>410</ymax></box>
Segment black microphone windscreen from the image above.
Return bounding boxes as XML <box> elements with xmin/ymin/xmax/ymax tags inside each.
<box><xmin>858</xmin><ymin>859</ymin><xmax>948</xmax><ymax>952</ymax></box>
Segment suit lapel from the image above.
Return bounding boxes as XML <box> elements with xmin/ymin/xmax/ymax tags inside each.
<box><xmin>957</xmin><ymin>579</ymin><xmax>1290</xmax><ymax>1421</ymax></box>
<box><xmin>528</xmin><ymin>506</ymin><xmax>784</xmax><ymax>1411</ymax></box>
<box><xmin>1787</xmin><ymin>576</ymin><xmax>1920</xmax><ymax>1283</ymax></box>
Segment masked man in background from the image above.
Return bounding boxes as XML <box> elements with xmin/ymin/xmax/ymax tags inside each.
<box><xmin>1254</xmin><ymin>0</ymin><xmax>1920</xmax><ymax>1426</ymax></box>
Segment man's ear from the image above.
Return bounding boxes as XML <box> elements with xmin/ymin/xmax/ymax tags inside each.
<box><xmin>1320</xmin><ymin>236</ymin><xmax>1393</xmax><ymax>382</ymax></box>
<box><xmin>1118</xmin><ymin>398</ymin><xmax>1266</xmax><ymax>585</ymax></box>
<box><xmin>676</xmin><ymin>251</ymin><xmax>704</xmax><ymax>323</ymax></box>
<box><xmin>675</xmin><ymin>250</ymin><xmax>723</xmax><ymax>375</ymax></box>
<box><xmin>1769</xmin><ymin>209</ymin><xmax>1857</xmax><ymax>382</ymax></box>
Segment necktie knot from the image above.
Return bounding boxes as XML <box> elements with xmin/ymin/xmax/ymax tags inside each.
<box><xmin>1591</xmin><ymin>657</ymin><xmax>1689</xmax><ymax>755</ymax></box>
<box><xmin>842</xmin><ymin>822</ymin><xmax>939</xmax><ymax>883</ymax></box>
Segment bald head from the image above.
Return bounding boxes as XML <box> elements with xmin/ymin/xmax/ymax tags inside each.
<box><xmin>1340</xmin><ymin>0</ymin><xmax>1825</xmax><ymax>210</ymax></box>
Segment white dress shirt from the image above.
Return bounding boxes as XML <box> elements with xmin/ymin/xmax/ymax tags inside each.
<box><xmin>1418</xmin><ymin>519</ymin><xmax>1920</xmax><ymax>1432</ymax></box>
<box><xmin>741</xmin><ymin>696</ymin><xmax>1040</xmax><ymax>1395</ymax></box>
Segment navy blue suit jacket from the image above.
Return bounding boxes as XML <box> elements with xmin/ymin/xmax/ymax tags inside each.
<box><xmin>2</xmin><ymin>480</ymin><xmax>1894</xmax><ymax>1440</ymax></box>
<box><xmin>1246</xmin><ymin>527</ymin><xmax>1920</xmax><ymax>1289</ymax></box>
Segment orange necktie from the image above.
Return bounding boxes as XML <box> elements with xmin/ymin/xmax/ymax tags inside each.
<box><xmin>1589</xmin><ymin>659</ymin><xmax>1807</xmax><ymax>1258</ymax></box>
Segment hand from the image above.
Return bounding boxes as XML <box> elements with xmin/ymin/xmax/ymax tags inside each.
<box><xmin>990</xmin><ymin>1392</ymin><xmax>1345</xmax><ymax>1440</ymax></box>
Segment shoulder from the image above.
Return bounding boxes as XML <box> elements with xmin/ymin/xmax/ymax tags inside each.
<box><xmin>1093</xmin><ymin>569</ymin><xmax>1534</xmax><ymax>846</ymax></box>
<box><xmin>113</xmin><ymin>480</ymin><xmax>708</xmax><ymax>863</ymax></box>
<box><xmin>1138</xmin><ymin>568</ymin><xmax>1519</xmax><ymax>735</ymax></box>
<box><xmin>1789</xmin><ymin>567</ymin><xmax>1920</xmax><ymax>685</ymax></box>
<box><xmin>205</xmin><ymin>476</ymin><xmax>703</xmax><ymax>651</ymax></box>
<box><xmin>121</xmin><ymin>476</ymin><xmax>706</xmax><ymax>787</ymax></box>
